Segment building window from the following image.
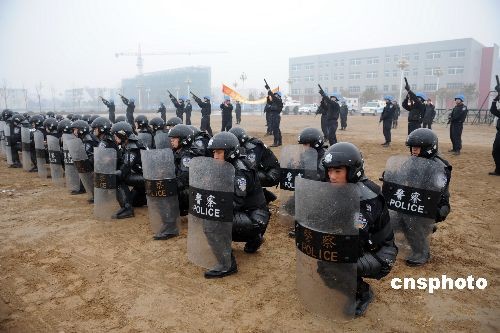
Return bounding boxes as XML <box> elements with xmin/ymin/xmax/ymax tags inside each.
<box><xmin>383</xmin><ymin>85</ymin><xmax>389</xmax><ymax>92</ymax></box>
<box><xmin>334</xmin><ymin>59</ymin><xmax>344</xmax><ymax>67</ymax></box>
<box><xmin>403</xmin><ymin>70</ymin><xmax>410</xmax><ymax>76</ymax></box>
<box><xmin>291</xmin><ymin>77</ymin><xmax>300</xmax><ymax>82</ymax></box>
<box><xmin>319</xmin><ymin>74</ymin><xmax>329</xmax><ymax>81</ymax></box>
<box><xmin>304</xmin><ymin>63</ymin><xmax>314</xmax><ymax>70</ymax></box>
<box><xmin>333</xmin><ymin>73</ymin><xmax>344</xmax><ymax>80</ymax></box>
<box><xmin>348</xmin><ymin>86</ymin><xmax>360</xmax><ymax>93</ymax></box>
<box><xmin>447</xmin><ymin>82</ymin><xmax>464</xmax><ymax>89</ymax></box>
<box><xmin>413</xmin><ymin>68</ymin><xmax>418</xmax><ymax>76</ymax></box>
<box><xmin>426</xmin><ymin>51</ymin><xmax>441</xmax><ymax>60</ymax></box>
<box><xmin>319</xmin><ymin>61</ymin><xmax>330</xmax><ymax>68</ymax></box>
<box><xmin>366</xmin><ymin>71</ymin><xmax>378</xmax><ymax>79</ymax></box>
<box><xmin>385</xmin><ymin>56</ymin><xmax>391</xmax><ymax>63</ymax></box>
<box><xmin>366</xmin><ymin>57</ymin><xmax>379</xmax><ymax>65</ymax></box>
<box><xmin>391</xmin><ymin>84</ymin><xmax>397</xmax><ymax>91</ymax></box>
<box><xmin>348</xmin><ymin>72</ymin><xmax>361</xmax><ymax>79</ymax></box>
<box><xmin>414</xmin><ymin>53</ymin><xmax>419</xmax><ymax>60</ymax></box>
<box><xmin>424</xmin><ymin>83</ymin><xmax>437</xmax><ymax>91</ymax></box>
<box><xmin>290</xmin><ymin>64</ymin><xmax>301</xmax><ymax>71</ymax></box>
<box><xmin>448</xmin><ymin>66</ymin><xmax>464</xmax><ymax>75</ymax></box>
<box><xmin>449</xmin><ymin>49</ymin><xmax>465</xmax><ymax>58</ymax></box>
<box><xmin>425</xmin><ymin>67</ymin><xmax>442</xmax><ymax>76</ymax></box>
<box><xmin>304</xmin><ymin>88</ymin><xmax>314</xmax><ymax>95</ymax></box>
<box><xmin>291</xmin><ymin>89</ymin><xmax>301</xmax><ymax>95</ymax></box>
<box><xmin>393</xmin><ymin>70</ymin><xmax>398</xmax><ymax>77</ymax></box>
<box><xmin>304</xmin><ymin>75</ymin><xmax>314</xmax><ymax>81</ymax></box>
<box><xmin>402</xmin><ymin>53</ymin><xmax>410</xmax><ymax>61</ymax></box>
<box><xmin>384</xmin><ymin>70</ymin><xmax>390</xmax><ymax>77</ymax></box>
<box><xmin>350</xmin><ymin>58</ymin><xmax>361</xmax><ymax>66</ymax></box>
<box><xmin>394</xmin><ymin>55</ymin><xmax>399</xmax><ymax>62</ymax></box>
<box><xmin>365</xmin><ymin>85</ymin><xmax>378</xmax><ymax>91</ymax></box>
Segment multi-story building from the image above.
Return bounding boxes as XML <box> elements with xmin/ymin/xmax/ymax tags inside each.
<box><xmin>121</xmin><ymin>66</ymin><xmax>211</xmax><ymax>109</ymax></box>
<box><xmin>289</xmin><ymin>38</ymin><xmax>499</xmax><ymax>108</ymax></box>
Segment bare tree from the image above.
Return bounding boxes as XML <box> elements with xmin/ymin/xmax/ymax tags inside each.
<box><xmin>463</xmin><ymin>83</ymin><xmax>479</xmax><ymax>108</ymax></box>
<box><xmin>359</xmin><ymin>88</ymin><xmax>378</xmax><ymax>105</ymax></box>
<box><xmin>35</xmin><ymin>82</ymin><xmax>43</xmax><ymax>112</ymax></box>
<box><xmin>1</xmin><ymin>80</ymin><xmax>9</xmax><ymax>109</ymax></box>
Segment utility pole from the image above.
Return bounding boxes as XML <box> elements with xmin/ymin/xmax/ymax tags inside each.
<box><xmin>185</xmin><ymin>77</ymin><xmax>192</xmax><ymax>97</ymax></box>
<box><xmin>240</xmin><ymin>73</ymin><xmax>247</xmax><ymax>112</ymax></box>
<box><xmin>397</xmin><ymin>58</ymin><xmax>410</xmax><ymax>105</ymax></box>
<box><xmin>35</xmin><ymin>82</ymin><xmax>43</xmax><ymax>112</ymax></box>
<box><xmin>51</xmin><ymin>87</ymin><xmax>56</xmax><ymax>112</ymax></box>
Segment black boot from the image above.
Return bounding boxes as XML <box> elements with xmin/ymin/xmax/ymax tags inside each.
<box><xmin>204</xmin><ymin>254</ymin><xmax>238</xmax><ymax>279</ymax></box>
<box><xmin>244</xmin><ymin>234</ymin><xmax>264</xmax><ymax>253</ymax></box>
<box><xmin>355</xmin><ymin>281</ymin><xmax>374</xmax><ymax>317</ymax></box>
<box><xmin>112</xmin><ymin>204</ymin><xmax>134</xmax><ymax>219</ymax></box>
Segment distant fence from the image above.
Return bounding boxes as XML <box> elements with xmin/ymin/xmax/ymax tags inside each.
<box><xmin>435</xmin><ymin>109</ymin><xmax>496</xmax><ymax>125</ymax></box>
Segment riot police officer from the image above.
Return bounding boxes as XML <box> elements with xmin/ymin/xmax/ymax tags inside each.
<box><xmin>229</xmin><ymin>127</ymin><xmax>280</xmax><ymax>203</ymax></box>
<box><xmin>422</xmin><ymin>98</ymin><xmax>436</xmax><ymax>129</ymax></box>
<box><xmin>316</xmin><ymin>99</ymin><xmax>328</xmax><ymax>140</ymax></box>
<box><xmin>185</xmin><ymin>99</ymin><xmax>192</xmax><ymax>125</ymax></box>
<box><xmin>135</xmin><ymin>115</ymin><xmax>153</xmax><ymax>148</ymax></box>
<box><xmin>168</xmin><ymin>124</ymin><xmax>197</xmax><ymax>216</ymax></box>
<box><xmin>392</xmin><ymin>100</ymin><xmax>401</xmax><ymax>129</ymax></box>
<box><xmin>91</xmin><ymin>117</ymin><xmax>118</xmax><ymax>150</ymax></box>
<box><xmin>192</xmin><ymin>95</ymin><xmax>213</xmax><ymax>136</ymax></box>
<box><xmin>402</xmin><ymin>82</ymin><xmax>426</xmax><ymax>134</ymax></box>
<box><xmin>100</xmin><ymin>97</ymin><xmax>116</xmax><ymax>123</ymax></box>
<box><xmin>380</xmin><ymin>96</ymin><xmax>395</xmax><ymax>147</ymax></box>
<box><xmin>267</xmin><ymin>88</ymin><xmax>283</xmax><ymax>147</ymax></box>
<box><xmin>166</xmin><ymin>116</ymin><xmax>183</xmax><ymax>131</ymax></box>
<box><xmin>340</xmin><ymin>100</ymin><xmax>349</xmax><ymax>130</ymax></box>
<box><xmin>150</xmin><ymin>117</ymin><xmax>166</xmax><ymax>149</ymax></box>
<box><xmin>318</xmin><ymin>89</ymin><xmax>340</xmax><ymax>145</ymax></box>
<box><xmin>43</xmin><ymin>118</ymin><xmax>60</xmax><ymax>138</ymax></box>
<box><xmin>448</xmin><ymin>94</ymin><xmax>468</xmax><ymax>155</ymax></box>
<box><xmin>120</xmin><ymin>95</ymin><xmax>136</xmax><ymax>130</ymax></box>
<box><xmin>28</xmin><ymin>114</ymin><xmax>46</xmax><ymax>172</ymax></box>
<box><xmin>71</xmin><ymin>120</ymin><xmax>99</xmax><ymax>168</ymax></box>
<box><xmin>489</xmin><ymin>89</ymin><xmax>500</xmax><ymax>176</ymax></box>
<box><xmin>205</xmin><ymin>132</ymin><xmax>270</xmax><ymax>278</ymax></box>
<box><xmin>157</xmin><ymin>102</ymin><xmax>167</xmax><ymax>122</ymax></box>
<box><xmin>115</xmin><ymin>115</ymin><xmax>126</xmax><ymax>123</ymax></box>
<box><xmin>235</xmin><ymin>101</ymin><xmax>242</xmax><ymax>125</ymax></box>
<box><xmin>189</xmin><ymin>125</ymin><xmax>211</xmax><ymax>157</ymax></box>
<box><xmin>170</xmin><ymin>94</ymin><xmax>185</xmax><ymax>122</ymax></box>
<box><xmin>321</xmin><ymin>142</ymin><xmax>397</xmax><ymax>316</ymax></box>
<box><xmin>220</xmin><ymin>96</ymin><xmax>233</xmax><ymax>132</ymax></box>
<box><xmin>9</xmin><ymin>113</ymin><xmax>23</xmax><ymax>168</ymax></box>
<box><xmin>111</xmin><ymin>121</ymin><xmax>147</xmax><ymax>219</ymax></box>
<box><xmin>298</xmin><ymin>127</ymin><xmax>327</xmax><ymax>180</ymax></box>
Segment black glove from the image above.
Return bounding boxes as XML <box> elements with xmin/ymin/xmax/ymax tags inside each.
<box><xmin>264</xmin><ymin>83</ymin><xmax>270</xmax><ymax>90</ymax></box>
<box><xmin>495</xmin><ymin>84</ymin><xmax>500</xmax><ymax>93</ymax></box>
<box><xmin>435</xmin><ymin>205</ymin><xmax>450</xmax><ymax>222</ymax></box>
<box><xmin>357</xmin><ymin>253</ymin><xmax>382</xmax><ymax>278</ymax></box>
<box><xmin>404</xmin><ymin>82</ymin><xmax>411</xmax><ymax>91</ymax></box>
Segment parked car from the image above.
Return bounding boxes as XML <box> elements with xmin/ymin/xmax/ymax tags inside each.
<box><xmin>298</xmin><ymin>103</ymin><xmax>318</xmax><ymax>115</ymax></box>
<box><xmin>282</xmin><ymin>96</ymin><xmax>301</xmax><ymax>115</ymax></box>
<box><xmin>360</xmin><ymin>100</ymin><xmax>385</xmax><ymax>116</ymax></box>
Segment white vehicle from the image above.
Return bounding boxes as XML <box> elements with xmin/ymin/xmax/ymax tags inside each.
<box><xmin>298</xmin><ymin>103</ymin><xmax>318</xmax><ymax>115</ymax></box>
<box><xmin>282</xmin><ymin>95</ymin><xmax>301</xmax><ymax>115</ymax></box>
<box><xmin>344</xmin><ymin>97</ymin><xmax>359</xmax><ymax>112</ymax></box>
<box><xmin>360</xmin><ymin>100</ymin><xmax>385</xmax><ymax>116</ymax></box>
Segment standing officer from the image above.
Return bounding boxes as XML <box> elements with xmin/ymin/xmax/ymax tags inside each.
<box><xmin>340</xmin><ymin>100</ymin><xmax>349</xmax><ymax>130</ymax></box>
<box><xmin>100</xmin><ymin>97</ymin><xmax>116</xmax><ymax>123</ymax></box>
<box><xmin>318</xmin><ymin>87</ymin><xmax>340</xmax><ymax>145</ymax></box>
<box><xmin>392</xmin><ymin>100</ymin><xmax>400</xmax><ymax>129</ymax></box>
<box><xmin>489</xmin><ymin>85</ymin><xmax>500</xmax><ymax>176</ymax></box>
<box><xmin>169</xmin><ymin>93</ymin><xmax>185</xmax><ymax>123</ymax></box>
<box><xmin>422</xmin><ymin>98</ymin><xmax>436</xmax><ymax>129</ymax></box>
<box><xmin>380</xmin><ymin>96</ymin><xmax>395</xmax><ymax>147</ymax></box>
<box><xmin>192</xmin><ymin>95</ymin><xmax>213</xmax><ymax>136</ymax></box>
<box><xmin>402</xmin><ymin>80</ymin><xmax>426</xmax><ymax>134</ymax></box>
<box><xmin>157</xmin><ymin>102</ymin><xmax>167</xmax><ymax>122</ymax></box>
<box><xmin>264</xmin><ymin>81</ymin><xmax>283</xmax><ymax>147</ymax></box>
<box><xmin>120</xmin><ymin>95</ymin><xmax>136</xmax><ymax>130</ymax></box>
<box><xmin>235</xmin><ymin>101</ymin><xmax>242</xmax><ymax>125</ymax></box>
<box><xmin>448</xmin><ymin>94</ymin><xmax>468</xmax><ymax>156</ymax></box>
<box><xmin>264</xmin><ymin>96</ymin><xmax>272</xmax><ymax>136</ymax></box>
<box><xmin>185</xmin><ymin>99</ymin><xmax>193</xmax><ymax>125</ymax></box>
<box><xmin>220</xmin><ymin>96</ymin><xmax>233</xmax><ymax>132</ymax></box>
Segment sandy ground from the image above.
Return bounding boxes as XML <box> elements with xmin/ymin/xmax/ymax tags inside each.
<box><xmin>0</xmin><ymin>113</ymin><xmax>499</xmax><ymax>332</ymax></box>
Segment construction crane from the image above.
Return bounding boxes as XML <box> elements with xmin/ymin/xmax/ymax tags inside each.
<box><xmin>115</xmin><ymin>44</ymin><xmax>227</xmax><ymax>108</ymax></box>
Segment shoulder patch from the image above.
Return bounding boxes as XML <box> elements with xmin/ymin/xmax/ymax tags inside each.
<box><xmin>182</xmin><ymin>156</ymin><xmax>191</xmax><ymax>167</ymax></box>
<box><xmin>236</xmin><ymin>177</ymin><xmax>247</xmax><ymax>192</ymax></box>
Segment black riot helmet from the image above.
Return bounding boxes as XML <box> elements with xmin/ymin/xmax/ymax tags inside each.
<box><xmin>322</xmin><ymin>142</ymin><xmax>365</xmax><ymax>183</ymax></box>
<box><xmin>91</xmin><ymin>116</ymin><xmax>113</xmax><ymax>135</ymax></box>
<box><xmin>115</xmin><ymin>115</ymin><xmax>126</xmax><ymax>123</ymax></box>
<box><xmin>298</xmin><ymin>127</ymin><xmax>324</xmax><ymax>150</ymax></box>
<box><xmin>71</xmin><ymin>119</ymin><xmax>90</xmax><ymax>138</ymax></box>
<box><xmin>11</xmin><ymin>114</ymin><xmax>24</xmax><ymax>126</ymax></box>
<box><xmin>30</xmin><ymin>114</ymin><xmax>45</xmax><ymax>129</ymax></box>
<box><xmin>57</xmin><ymin>119</ymin><xmax>72</xmax><ymax>134</ymax></box>
<box><xmin>228</xmin><ymin>127</ymin><xmax>251</xmax><ymax>145</ymax></box>
<box><xmin>89</xmin><ymin>114</ymin><xmax>100</xmax><ymax>124</ymax></box>
<box><xmin>135</xmin><ymin>115</ymin><xmax>149</xmax><ymax>129</ymax></box>
<box><xmin>149</xmin><ymin>117</ymin><xmax>165</xmax><ymax>132</ymax></box>
<box><xmin>82</xmin><ymin>114</ymin><xmax>92</xmax><ymax>124</ymax></box>
<box><xmin>72</xmin><ymin>114</ymin><xmax>82</xmax><ymax>121</ymax></box>
<box><xmin>187</xmin><ymin>125</ymin><xmax>202</xmax><ymax>137</ymax></box>
<box><xmin>405</xmin><ymin>128</ymin><xmax>439</xmax><ymax>158</ymax></box>
<box><xmin>111</xmin><ymin>121</ymin><xmax>137</xmax><ymax>141</ymax></box>
<box><xmin>166</xmin><ymin>116</ymin><xmax>183</xmax><ymax>128</ymax></box>
<box><xmin>55</xmin><ymin>114</ymin><xmax>64</xmax><ymax>121</ymax></box>
<box><xmin>1</xmin><ymin>109</ymin><xmax>14</xmax><ymax>121</ymax></box>
<box><xmin>46</xmin><ymin>111</ymin><xmax>55</xmax><ymax>118</ymax></box>
<box><xmin>66</xmin><ymin>113</ymin><xmax>75</xmax><ymax>121</ymax></box>
<box><xmin>43</xmin><ymin>117</ymin><xmax>59</xmax><ymax>132</ymax></box>
<box><xmin>168</xmin><ymin>124</ymin><xmax>194</xmax><ymax>147</ymax></box>
<box><xmin>207</xmin><ymin>132</ymin><xmax>241</xmax><ymax>162</ymax></box>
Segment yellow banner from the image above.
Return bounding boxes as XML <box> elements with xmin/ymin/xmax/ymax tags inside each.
<box><xmin>222</xmin><ymin>84</ymin><xmax>279</xmax><ymax>105</ymax></box>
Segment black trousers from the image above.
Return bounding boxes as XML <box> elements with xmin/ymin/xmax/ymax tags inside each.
<box><xmin>270</xmin><ymin>112</ymin><xmax>281</xmax><ymax>143</ymax></box>
<box><xmin>383</xmin><ymin>120</ymin><xmax>392</xmax><ymax>143</ymax></box>
<box><xmin>422</xmin><ymin>120</ymin><xmax>433</xmax><ymax>129</ymax></box>
<box><xmin>265</xmin><ymin>112</ymin><xmax>272</xmax><ymax>134</ymax></box>
<box><xmin>450</xmin><ymin>122</ymin><xmax>464</xmax><ymax>151</ymax></box>
<box><xmin>236</xmin><ymin>111</ymin><xmax>241</xmax><ymax>124</ymax></box>
<box><xmin>493</xmin><ymin>131</ymin><xmax>500</xmax><ymax>173</ymax></box>
<box><xmin>340</xmin><ymin>116</ymin><xmax>347</xmax><ymax>129</ymax></box>
<box><xmin>326</xmin><ymin>122</ymin><xmax>338</xmax><ymax>145</ymax></box>
<box><xmin>185</xmin><ymin>112</ymin><xmax>191</xmax><ymax>125</ymax></box>
<box><xmin>221</xmin><ymin>116</ymin><xmax>232</xmax><ymax>132</ymax></box>
<box><xmin>200</xmin><ymin>116</ymin><xmax>213</xmax><ymax>136</ymax></box>
<box><xmin>408</xmin><ymin>121</ymin><xmax>421</xmax><ymax>135</ymax></box>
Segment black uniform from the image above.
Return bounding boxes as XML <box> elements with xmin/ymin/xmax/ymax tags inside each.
<box><xmin>193</xmin><ymin>97</ymin><xmax>213</xmax><ymax>136</ymax></box>
<box><xmin>402</xmin><ymin>91</ymin><xmax>425</xmax><ymax>134</ymax></box>
<box><xmin>235</xmin><ymin>101</ymin><xmax>242</xmax><ymax>124</ymax></box>
<box><xmin>449</xmin><ymin>102</ymin><xmax>468</xmax><ymax>153</ymax></box>
<box><xmin>340</xmin><ymin>103</ymin><xmax>349</xmax><ymax>130</ymax></box>
<box><xmin>264</xmin><ymin>100</ymin><xmax>272</xmax><ymax>135</ymax></box>
<box><xmin>220</xmin><ymin>101</ymin><xmax>233</xmax><ymax>132</ymax></box>
<box><xmin>490</xmin><ymin>99</ymin><xmax>500</xmax><ymax>175</ymax></box>
<box><xmin>191</xmin><ymin>132</ymin><xmax>211</xmax><ymax>157</ymax></box>
<box><xmin>392</xmin><ymin>102</ymin><xmax>401</xmax><ymax>129</ymax></box>
<box><xmin>268</xmin><ymin>91</ymin><xmax>283</xmax><ymax>146</ymax></box>
<box><xmin>157</xmin><ymin>103</ymin><xmax>167</xmax><ymax>122</ymax></box>
<box><xmin>319</xmin><ymin>91</ymin><xmax>340</xmax><ymax>145</ymax></box>
<box><xmin>170</xmin><ymin>97</ymin><xmax>185</xmax><ymax>123</ymax></box>
<box><xmin>98</xmin><ymin>133</ymin><xmax>120</xmax><ymax>150</ymax></box>
<box><xmin>380</xmin><ymin>102</ymin><xmax>395</xmax><ymax>144</ymax></box>
<box><xmin>173</xmin><ymin>146</ymin><xmax>197</xmax><ymax>215</ymax></box>
<box><xmin>101</xmin><ymin>99</ymin><xmax>116</xmax><ymax>123</ymax></box>
<box><xmin>316</xmin><ymin>99</ymin><xmax>328</xmax><ymax>139</ymax></box>
<box><xmin>120</xmin><ymin>96</ymin><xmax>136</xmax><ymax>130</ymax></box>
<box><xmin>82</xmin><ymin>133</ymin><xmax>100</xmax><ymax>167</ymax></box>
<box><xmin>185</xmin><ymin>101</ymin><xmax>192</xmax><ymax>125</ymax></box>
<box><xmin>10</xmin><ymin>121</ymin><xmax>22</xmax><ymax>165</ymax></box>
<box><xmin>116</xmin><ymin>140</ymin><xmax>147</xmax><ymax>210</ymax></box>
<box><xmin>422</xmin><ymin>103</ymin><xmax>436</xmax><ymax>129</ymax></box>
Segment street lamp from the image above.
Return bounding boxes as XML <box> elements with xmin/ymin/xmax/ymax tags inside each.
<box><xmin>240</xmin><ymin>72</ymin><xmax>247</xmax><ymax>89</ymax></box>
<box><xmin>397</xmin><ymin>58</ymin><xmax>410</xmax><ymax>104</ymax></box>
<box><xmin>175</xmin><ymin>87</ymin><xmax>180</xmax><ymax>99</ymax></box>
<box><xmin>434</xmin><ymin>68</ymin><xmax>443</xmax><ymax>108</ymax></box>
<box><xmin>185</xmin><ymin>77</ymin><xmax>192</xmax><ymax>97</ymax></box>
<box><xmin>145</xmin><ymin>88</ymin><xmax>151</xmax><ymax>110</ymax></box>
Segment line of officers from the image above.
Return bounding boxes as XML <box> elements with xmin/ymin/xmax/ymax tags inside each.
<box><xmin>0</xmin><ymin>105</ymin><xmax>453</xmax><ymax>317</ymax></box>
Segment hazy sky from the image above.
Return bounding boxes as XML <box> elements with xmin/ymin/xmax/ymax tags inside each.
<box><xmin>1</xmin><ymin>0</ymin><xmax>499</xmax><ymax>94</ymax></box>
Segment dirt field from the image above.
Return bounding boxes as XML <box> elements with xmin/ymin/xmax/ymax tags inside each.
<box><xmin>1</xmin><ymin>114</ymin><xmax>499</xmax><ymax>332</ymax></box>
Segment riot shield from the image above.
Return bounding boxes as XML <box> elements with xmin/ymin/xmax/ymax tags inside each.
<box><xmin>187</xmin><ymin>156</ymin><xmax>235</xmax><ymax>271</ymax></box>
<box><xmin>34</xmin><ymin>130</ymin><xmax>49</xmax><ymax>178</ymax></box>
<box><xmin>295</xmin><ymin>177</ymin><xmax>359</xmax><ymax>320</ymax></box>
<box><xmin>153</xmin><ymin>131</ymin><xmax>171</xmax><ymax>149</ymax></box>
<box><xmin>93</xmin><ymin>147</ymin><xmax>118</xmax><ymax>220</ymax></box>
<box><xmin>0</xmin><ymin>120</ymin><xmax>5</xmax><ymax>157</ymax></box>
<box><xmin>47</xmin><ymin>135</ymin><xmax>64</xmax><ymax>186</ymax></box>
<box><xmin>67</xmin><ymin>138</ymin><xmax>94</xmax><ymax>200</ymax></box>
<box><xmin>141</xmin><ymin>148</ymin><xmax>180</xmax><ymax>235</ymax></box>
<box><xmin>278</xmin><ymin>145</ymin><xmax>318</xmax><ymax>226</ymax></box>
<box><xmin>138</xmin><ymin>132</ymin><xmax>153</xmax><ymax>149</ymax></box>
<box><xmin>382</xmin><ymin>155</ymin><xmax>447</xmax><ymax>263</ymax></box>
<box><xmin>62</xmin><ymin>134</ymin><xmax>81</xmax><ymax>192</ymax></box>
<box><xmin>4</xmin><ymin>123</ymin><xmax>13</xmax><ymax>165</ymax></box>
<box><xmin>21</xmin><ymin>127</ymin><xmax>33</xmax><ymax>171</ymax></box>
